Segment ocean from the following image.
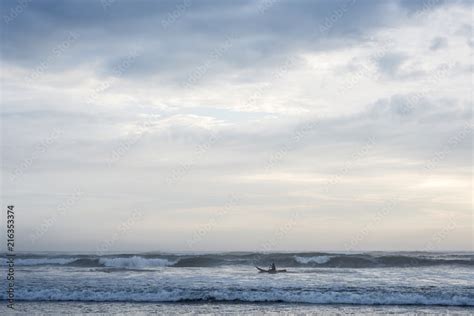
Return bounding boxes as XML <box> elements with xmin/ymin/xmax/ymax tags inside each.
<box><xmin>1</xmin><ymin>251</ymin><xmax>473</xmax><ymax>314</ymax></box>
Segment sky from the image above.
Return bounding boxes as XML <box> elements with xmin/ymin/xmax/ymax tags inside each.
<box><xmin>0</xmin><ymin>0</ymin><xmax>472</xmax><ymax>252</ymax></box>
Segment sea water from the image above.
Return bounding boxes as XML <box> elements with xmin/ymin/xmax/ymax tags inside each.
<box><xmin>1</xmin><ymin>252</ymin><xmax>473</xmax><ymax>314</ymax></box>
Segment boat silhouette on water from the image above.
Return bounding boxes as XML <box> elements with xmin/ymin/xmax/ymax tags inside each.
<box><xmin>255</xmin><ymin>266</ymin><xmax>287</xmax><ymax>273</ymax></box>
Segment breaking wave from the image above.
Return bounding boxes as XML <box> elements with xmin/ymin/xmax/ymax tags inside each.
<box><xmin>5</xmin><ymin>288</ymin><xmax>473</xmax><ymax>306</ymax></box>
<box><xmin>99</xmin><ymin>256</ymin><xmax>175</xmax><ymax>268</ymax></box>
<box><xmin>13</xmin><ymin>258</ymin><xmax>78</xmax><ymax>266</ymax></box>
<box><xmin>294</xmin><ymin>255</ymin><xmax>332</xmax><ymax>264</ymax></box>
<box><xmin>4</xmin><ymin>252</ymin><xmax>473</xmax><ymax>269</ymax></box>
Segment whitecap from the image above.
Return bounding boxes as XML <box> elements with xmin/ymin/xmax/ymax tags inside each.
<box><xmin>294</xmin><ymin>255</ymin><xmax>331</xmax><ymax>264</ymax></box>
<box><xmin>99</xmin><ymin>256</ymin><xmax>175</xmax><ymax>268</ymax></box>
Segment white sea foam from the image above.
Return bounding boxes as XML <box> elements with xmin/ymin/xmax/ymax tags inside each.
<box><xmin>5</xmin><ymin>252</ymin><xmax>472</xmax><ymax>307</ymax></box>
<box><xmin>5</xmin><ymin>288</ymin><xmax>473</xmax><ymax>306</ymax></box>
<box><xmin>99</xmin><ymin>256</ymin><xmax>175</xmax><ymax>268</ymax></box>
<box><xmin>294</xmin><ymin>255</ymin><xmax>331</xmax><ymax>264</ymax></box>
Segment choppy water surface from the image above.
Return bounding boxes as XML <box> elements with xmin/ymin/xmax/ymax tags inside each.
<box><xmin>1</xmin><ymin>251</ymin><xmax>473</xmax><ymax>313</ymax></box>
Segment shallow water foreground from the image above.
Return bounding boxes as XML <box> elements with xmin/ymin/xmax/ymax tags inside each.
<box><xmin>4</xmin><ymin>301</ymin><xmax>474</xmax><ymax>315</ymax></box>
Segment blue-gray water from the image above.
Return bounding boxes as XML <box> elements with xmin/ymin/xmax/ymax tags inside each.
<box><xmin>1</xmin><ymin>251</ymin><xmax>473</xmax><ymax>314</ymax></box>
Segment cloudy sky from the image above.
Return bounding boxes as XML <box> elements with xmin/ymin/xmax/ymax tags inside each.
<box><xmin>1</xmin><ymin>0</ymin><xmax>472</xmax><ymax>252</ymax></box>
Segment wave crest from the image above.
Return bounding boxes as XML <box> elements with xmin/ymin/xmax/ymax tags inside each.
<box><xmin>6</xmin><ymin>288</ymin><xmax>473</xmax><ymax>306</ymax></box>
<box><xmin>5</xmin><ymin>252</ymin><xmax>473</xmax><ymax>269</ymax></box>
<box><xmin>294</xmin><ymin>255</ymin><xmax>332</xmax><ymax>264</ymax></box>
<box><xmin>99</xmin><ymin>256</ymin><xmax>175</xmax><ymax>268</ymax></box>
<box><xmin>14</xmin><ymin>258</ymin><xmax>78</xmax><ymax>266</ymax></box>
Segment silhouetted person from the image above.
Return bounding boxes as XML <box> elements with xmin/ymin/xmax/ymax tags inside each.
<box><xmin>269</xmin><ymin>262</ymin><xmax>276</xmax><ymax>272</ymax></box>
